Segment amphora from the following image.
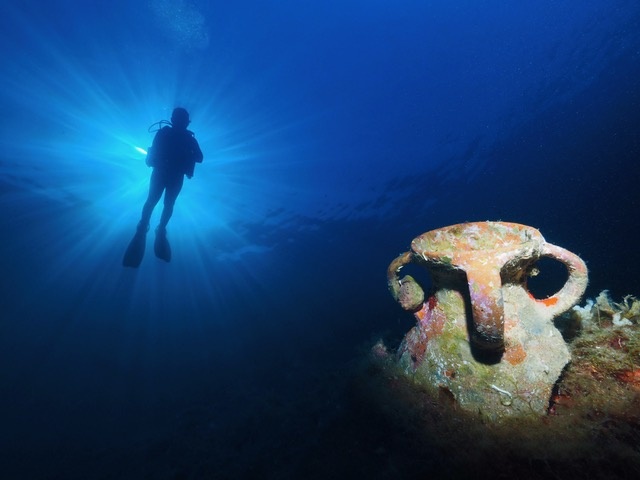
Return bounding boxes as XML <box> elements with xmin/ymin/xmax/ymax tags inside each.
<box><xmin>388</xmin><ymin>221</ymin><xmax>588</xmax><ymax>419</ymax></box>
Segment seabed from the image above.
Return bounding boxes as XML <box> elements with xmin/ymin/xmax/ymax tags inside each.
<box><xmin>351</xmin><ymin>291</ymin><xmax>640</xmax><ymax>480</ymax></box>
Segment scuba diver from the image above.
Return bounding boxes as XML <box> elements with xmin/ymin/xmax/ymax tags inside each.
<box><xmin>123</xmin><ymin>107</ymin><xmax>203</xmax><ymax>267</ymax></box>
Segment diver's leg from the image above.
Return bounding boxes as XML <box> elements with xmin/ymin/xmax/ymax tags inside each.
<box><xmin>140</xmin><ymin>170</ymin><xmax>164</xmax><ymax>229</ymax></box>
<box><xmin>124</xmin><ymin>171</ymin><xmax>164</xmax><ymax>267</ymax></box>
<box><xmin>154</xmin><ymin>175</ymin><xmax>182</xmax><ymax>262</ymax></box>
<box><xmin>158</xmin><ymin>174</ymin><xmax>184</xmax><ymax>229</ymax></box>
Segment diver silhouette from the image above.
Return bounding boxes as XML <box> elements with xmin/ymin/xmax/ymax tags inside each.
<box><xmin>123</xmin><ymin>107</ymin><xmax>203</xmax><ymax>267</ymax></box>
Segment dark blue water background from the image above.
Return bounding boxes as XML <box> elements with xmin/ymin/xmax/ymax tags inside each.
<box><xmin>1</xmin><ymin>1</ymin><xmax>639</xmax><ymax>478</ymax></box>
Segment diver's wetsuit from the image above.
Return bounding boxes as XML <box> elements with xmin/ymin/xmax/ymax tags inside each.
<box><xmin>140</xmin><ymin>125</ymin><xmax>203</xmax><ymax>229</ymax></box>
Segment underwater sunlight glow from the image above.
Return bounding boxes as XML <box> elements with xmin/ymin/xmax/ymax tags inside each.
<box><xmin>1</xmin><ymin>1</ymin><xmax>640</xmax><ymax>478</ymax></box>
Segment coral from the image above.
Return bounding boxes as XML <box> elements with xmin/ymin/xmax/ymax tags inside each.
<box><xmin>560</xmin><ymin>291</ymin><xmax>640</xmax><ymax>397</ymax></box>
<box><xmin>572</xmin><ymin>290</ymin><xmax>640</xmax><ymax>328</ymax></box>
<box><xmin>615</xmin><ymin>294</ymin><xmax>640</xmax><ymax>321</ymax></box>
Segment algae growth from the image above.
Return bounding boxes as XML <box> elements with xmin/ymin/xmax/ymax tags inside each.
<box><xmin>358</xmin><ymin>291</ymin><xmax>640</xmax><ymax>479</ymax></box>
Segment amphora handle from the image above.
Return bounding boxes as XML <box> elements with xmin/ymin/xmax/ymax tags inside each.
<box><xmin>387</xmin><ymin>251</ymin><xmax>425</xmax><ymax>312</ymax></box>
<box><xmin>532</xmin><ymin>243</ymin><xmax>588</xmax><ymax>316</ymax></box>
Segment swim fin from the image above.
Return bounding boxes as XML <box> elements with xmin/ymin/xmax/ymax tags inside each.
<box><xmin>154</xmin><ymin>226</ymin><xmax>171</xmax><ymax>262</ymax></box>
<box><xmin>122</xmin><ymin>223</ymin><xmax>148</xmax><ymax>268</ymax></box>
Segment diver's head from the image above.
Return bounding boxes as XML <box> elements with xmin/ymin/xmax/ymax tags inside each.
<box><xmin>171</xmin><ymin>107</ymin><xmax>191</xmax><ymax>129</ymax></box>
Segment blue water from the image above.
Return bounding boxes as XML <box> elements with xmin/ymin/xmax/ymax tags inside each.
<box><xmin>1</xmin><ymin>1</ymin><xmax>639</xmax><ymax>478</ymax></box>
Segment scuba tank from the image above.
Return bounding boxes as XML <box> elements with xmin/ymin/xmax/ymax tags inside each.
<box><xmin>144</xmin><ymin>120</ymin><xmax>172</xmax><ymax>167</ymax></box>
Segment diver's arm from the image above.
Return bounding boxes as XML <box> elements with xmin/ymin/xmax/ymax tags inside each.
<box><xmin>191</xmin><ymin>137</ymin><xmax>204</xmax><ymax>163</ymax></box>
<box><xmin>184</xmin><ymin>136</ymin><xmax>203</xmax><ymax>179</ymax></box>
